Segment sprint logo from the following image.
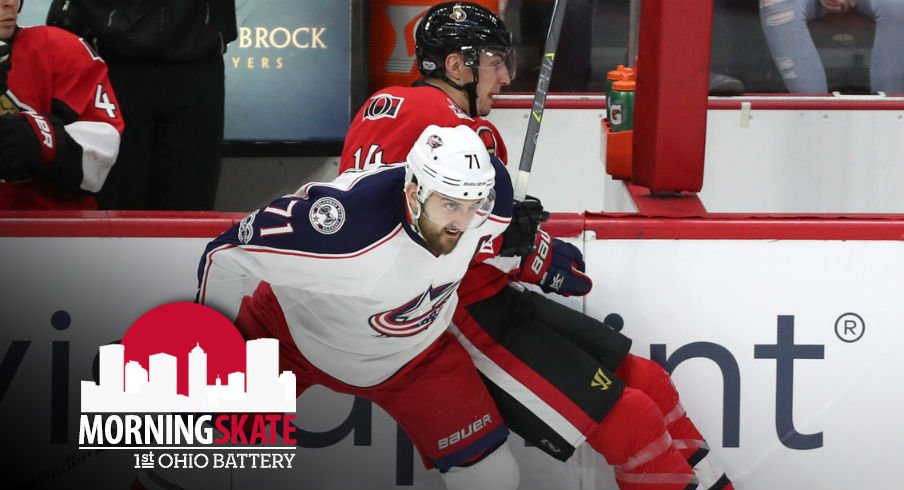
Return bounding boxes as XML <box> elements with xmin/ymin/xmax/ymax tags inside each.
<box><xmin>591</xmin><ymin>368</ymin><xmax>613</xmax><ymax>391</ymax></box>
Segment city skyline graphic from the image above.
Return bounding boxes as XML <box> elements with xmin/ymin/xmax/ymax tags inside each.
<box><xmin>82</xmin><ymin>338</ymin><xmax>296</xmax><ymax>413</ymax></box>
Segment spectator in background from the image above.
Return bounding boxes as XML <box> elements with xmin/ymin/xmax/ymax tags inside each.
<box><xmin>508</xmin><ymin>0</ymin><xmax>744</xmax><ymax>95</ymax></box>
<box><xmin>48</xmin><ymin>0</ymin><xmax>238</xmax><ymax>210</ymax></box>
<box><xmin>760</xmin><ymin>0</ymin><xmax>904</xmax><ymax>94</ymax></box>
<box><xmin>0</xmin><ymin>0</ymin><xmax>123</xmax><ymax>209</ymax></box>
<box><xmin>517</xmin><ymin>0</ymin><xmax>592</xmax><ymax>92</ymax></box>
<box><xmin>498</xmin><ymin>0</ymin><xmax>592</xmax><ymax>92</ymax></box>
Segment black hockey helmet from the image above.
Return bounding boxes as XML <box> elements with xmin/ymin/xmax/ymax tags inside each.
<box><xmin>415</xmin><ymin>2</ymin><xmax>513</xmax><ymax>79</ymax></box>
<box><xmin>415</xmin><ymin>3</ymin><xmax>513</xmax><ymax>117</ymax></box>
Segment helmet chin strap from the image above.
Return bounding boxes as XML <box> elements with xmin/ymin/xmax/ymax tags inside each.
<box><xmin>441</xmin><ymin>67</ymin><xmax>481</xmax><ymax>118</ymax></box>
<box><xmin>406</xmin><ymin>187</ymin><xmax>425</xmax><ymax>238</ymax></box>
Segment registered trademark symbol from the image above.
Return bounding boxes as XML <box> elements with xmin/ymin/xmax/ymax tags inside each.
<box><xmin>834</xmin><ymin>313</ymin><xmax>865</xmax><ymax>343</ymax></box>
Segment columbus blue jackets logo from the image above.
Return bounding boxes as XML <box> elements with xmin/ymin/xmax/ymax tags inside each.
<box><xmin>369</xmin><ymin>281</ymin><xmax>459</xmax><ymax>337</ymax></box>
<box><xmin>427</xmin><ymin>134</ymin><xmax>443</xmax><ymax>149</ymax></box>
<box><xmin>363</xmin><ymin>94</ymin><xmax>404</xmax><ymax>121</ymax></box>
<box><xmin>309</xmin><ymin>197</ymin><xmax>345</xmax><ymax>235</ymax></box>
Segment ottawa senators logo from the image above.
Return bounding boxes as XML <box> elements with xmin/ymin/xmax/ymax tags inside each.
<box><xmin>363</xmin><ymin>94</ymin><xmax>404</xmax><ymax>121</ymax></box>
<box><xmin>450</xmin><ymin>5</ymin><xmax>467</xmax><ymax>22</ymax></box>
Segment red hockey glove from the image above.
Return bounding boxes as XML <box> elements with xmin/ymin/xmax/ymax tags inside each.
<box><xmin>517</xmin><ymin>230</ymin><xmax>593</xmax><ymax>296</ymax></box>
<box><xmin>0</xmin><ymin>112</ymin><xmax>60</xmax><ymax>182</ymax></box>
<box><xmin>499</xmin><ymin>195</ymin><xmax>549</xmax><ymax>257</ymax></box>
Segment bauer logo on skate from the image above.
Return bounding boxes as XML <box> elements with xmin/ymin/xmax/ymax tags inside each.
<box><xmin>78</xmin><ymin>303</ymin><xmax>298</xmax><ymax>470</ymax></box>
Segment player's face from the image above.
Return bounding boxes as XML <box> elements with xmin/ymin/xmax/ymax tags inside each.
<box><xmin>0</xmin><ymin>0</ymin><xmax>18</xmax><ymax>41</ymax></box>
<box><xmin>417</xmin><ymin>192</ymin><xmax>484</xmax><ymax>256</ymax></box>
<box><xmin>474</xmin><ymin>50</ymin><xmax>514</xmax><ymax>116</ymax></box>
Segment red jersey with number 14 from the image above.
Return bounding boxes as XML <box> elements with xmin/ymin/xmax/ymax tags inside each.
<box><xmin>341</xmin><ymin>84</ymin><xmax>518</xmax><ymax>305</ymax></box>
<box><xmin>341</xmin><ymin>84</ymin><xmax>507</xmax><ymax>172</ymax></box>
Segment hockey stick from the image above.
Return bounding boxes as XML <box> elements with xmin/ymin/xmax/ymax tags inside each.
<box><xmin>513</xmin><ymin>0</ymin><xmax>569</xmax><ymax>202</ymax></box>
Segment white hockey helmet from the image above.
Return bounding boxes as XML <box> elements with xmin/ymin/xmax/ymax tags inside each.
<box><xmin>406</xmin><ymin>124</ymin><xmax>495</xmax><ymax>201</ymax></box>
<box><xmin>405</xmin><ymin>125</ymin><xmax>496</xmax><ymax>229</ymax></box>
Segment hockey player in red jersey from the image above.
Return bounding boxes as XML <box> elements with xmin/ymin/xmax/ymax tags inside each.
<box><xmin>200</xmin><ymin>125</ymin><xmax>522</xmax><ymax>489</ymax></box>
<box><xmin>0</xmin><ymin>0</ymin><xmax>122</xmax><ymax>209</ymax></box>
<box><xmin>340</xmin><ymin>3</ymin><xmax>734</xmax><ymax>489</ymax></box>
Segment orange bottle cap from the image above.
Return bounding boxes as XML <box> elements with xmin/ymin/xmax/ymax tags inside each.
<box><xmin>607</xmin><ymin>64</ymin><xmax>627</xmax><ymax>80</ymax></box>
<box><xmin>612</xmin><ymin>79</ymin><xmax>636</xmax><ymax>91</ymax></box>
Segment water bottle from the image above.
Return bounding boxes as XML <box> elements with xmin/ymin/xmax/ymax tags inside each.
<box><xmin>608</xmin><ymin>79</ymin><xmax>635</xmax><ymax>132</ymax></box>
<box><xmin>605</xmin><ymin>67</ymin><xmax>634</xmax><ymax>121</ymax></box>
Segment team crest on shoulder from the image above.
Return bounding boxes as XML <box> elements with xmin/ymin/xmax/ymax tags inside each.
<box><xmin>364</xmin><ymin>94</ymin><xmax>404</xmax><ymax>121</ymax></box>
<box><xmin>237</xmin><ymin>210</ymin><xmax>258</xmax><ymax>244</ymax></box>
<box><xmin>309</xmin><ymin>197</ymin><xmax>346</xmax><ymax>234</ymax></box>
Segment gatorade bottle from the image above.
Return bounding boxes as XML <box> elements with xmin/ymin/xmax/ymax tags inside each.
<box><xmin>605</xmin><ymin>67</ymin><xmax>634</xmax><ymax>121</ymax></box>
<box><xmin>608</xmin><ymin>79</ymin><xmax>635</xmax><ymax>132</ymax></box>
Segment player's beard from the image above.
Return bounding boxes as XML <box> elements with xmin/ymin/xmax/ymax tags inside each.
<box><xmin>417</xmin><ymin>214</ymin><xmax>463</xmax><ymax>256</ymax></box>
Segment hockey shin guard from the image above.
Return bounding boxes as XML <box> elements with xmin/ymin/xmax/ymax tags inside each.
<box><xmin>616</xmin><ymin>355</ymin><xmax>733</xmax><ymax>490</ymax></box>
<box><xmin>586</xmin><ymin>387</ymin><xmax>697</xmax><ymax>490</ymax></box>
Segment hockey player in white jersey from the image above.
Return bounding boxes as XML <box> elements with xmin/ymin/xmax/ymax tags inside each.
<box><xmin>197</xmin><ymin>125</ymin><xmax>521</xmax><ymax>489</ymax></box>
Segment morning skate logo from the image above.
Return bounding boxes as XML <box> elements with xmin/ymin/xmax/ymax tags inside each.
<box><xmin>78</xmin><ymin>303</ymin><xmax>298</xmax><ymax>470</ymax></box>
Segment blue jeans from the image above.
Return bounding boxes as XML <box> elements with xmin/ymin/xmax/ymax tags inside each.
<box><xmin>760</xmin><ymin>0</ymin><xmax>904</xmax><ymax>93</ymax></box>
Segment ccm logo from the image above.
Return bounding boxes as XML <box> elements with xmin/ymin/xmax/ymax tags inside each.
<box><xmin>530</xmin><ymin>233</ymin><xmax>551</xmax><ymax>275</ymax></box>
<box><xmin>438</xmin><ymin>414</ymin><xmax>493</xmax><ymax>450</ymax></box>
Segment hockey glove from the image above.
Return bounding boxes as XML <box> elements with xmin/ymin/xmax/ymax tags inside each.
<box><xmin>499</xmin><ymin>195</ymin><xmax>549</xmax><ymax>257</ymax></box>
<box><xmin>517</xmin><ymin>229</ymin><xmax>593</xmax><ymax>296</ymax></box>
<box><xmin>0</xmin><ymin>112</ymin><xmax>60</xmax><ymax>182</ymax></box>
